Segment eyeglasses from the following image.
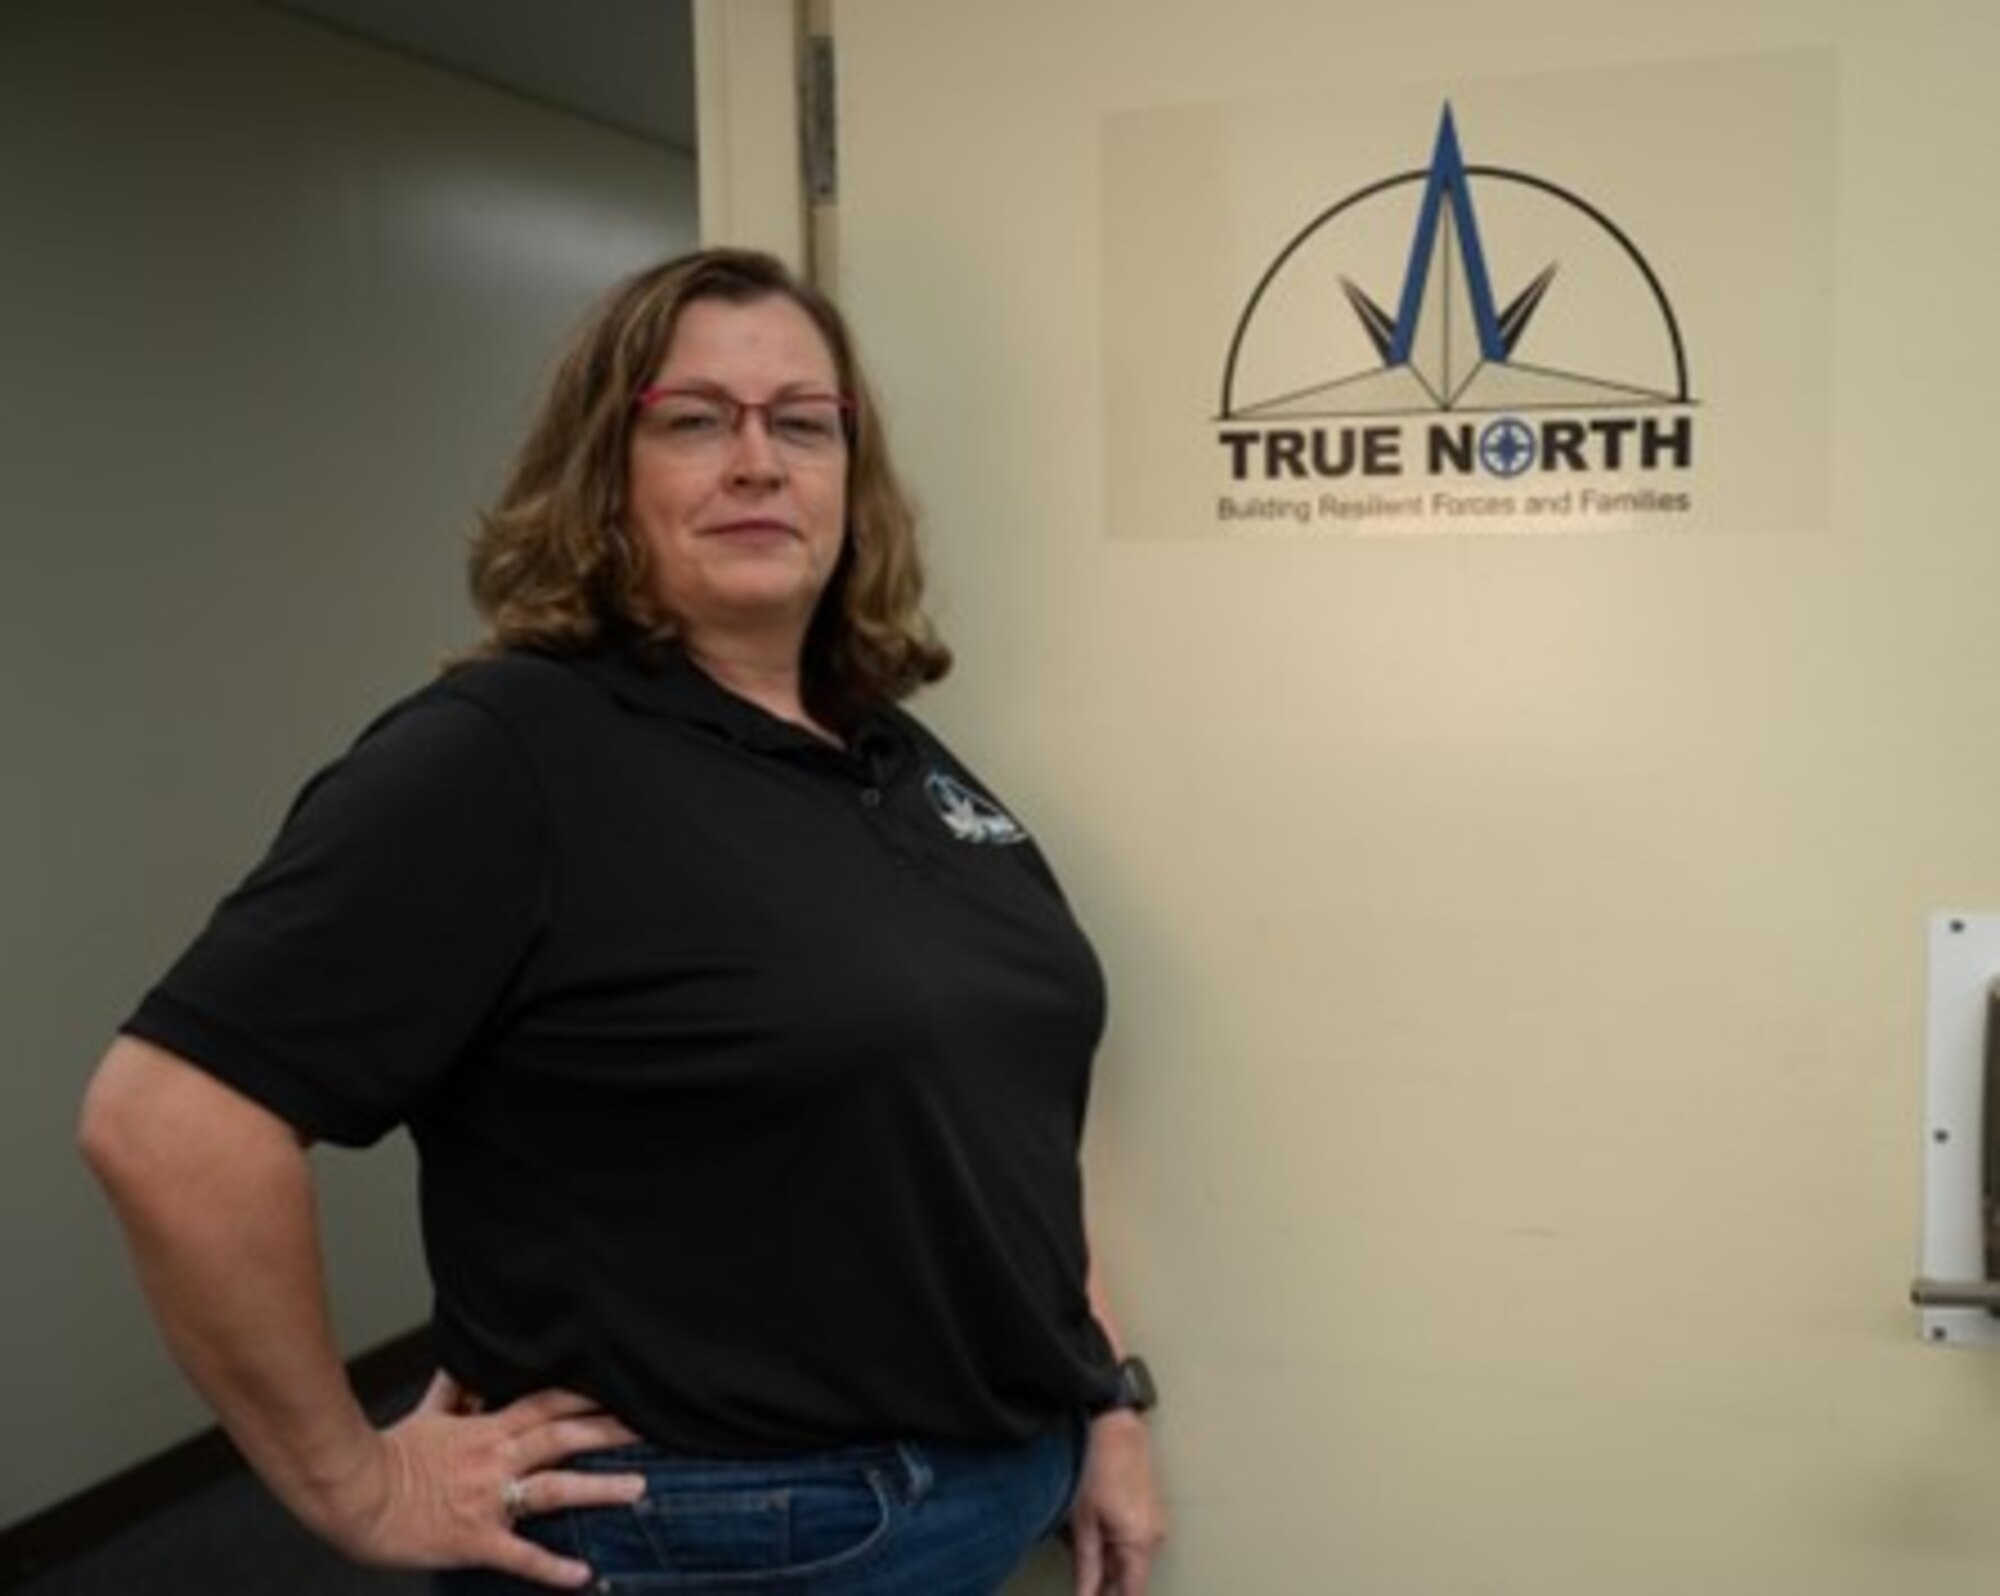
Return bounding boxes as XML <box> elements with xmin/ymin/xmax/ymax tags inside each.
<box><xmin>631</xmin><ymin>384</ymin><xmax>854</xmax><ymax>459</ymax></box>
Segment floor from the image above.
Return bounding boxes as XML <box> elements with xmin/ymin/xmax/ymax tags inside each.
<box><xmin>12</xmin><ymin>1380</ymin><xmax>431</xmax><ymax>1596</ymax></box>
<box><xmin>10</xmin><ymin>1464</ymin><xmax>428</xmax><ymax>1595</ymax></box>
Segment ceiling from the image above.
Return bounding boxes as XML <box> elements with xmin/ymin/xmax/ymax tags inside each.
<box><xmin>265</xmin><ymin>0</ymin><xmax>698</xmax><ymax>153</ymax></box>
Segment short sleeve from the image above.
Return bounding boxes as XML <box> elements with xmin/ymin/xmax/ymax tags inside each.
<box><xmin>123</xmin><ymin>690</ymin><xmax>548</xmax><ymax>1146</ymax></box>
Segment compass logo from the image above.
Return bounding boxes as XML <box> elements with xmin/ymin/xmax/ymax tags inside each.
<box><xmin>925</xmin><ymin>771</ymin><xmax>1028</xmax><ymax>847</ymax></box>
<box><xmin>1214</xmin><ymin>105</ymin><xmax>1697</xmax><ymax>528</ymax></box>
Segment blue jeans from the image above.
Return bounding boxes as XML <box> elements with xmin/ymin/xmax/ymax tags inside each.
<box><xmin>434</xmin><ymin>1420</ymin><xmax>1084</xmax><ymax>1594</ymax></box>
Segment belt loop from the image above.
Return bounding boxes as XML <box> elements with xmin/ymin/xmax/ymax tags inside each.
<box><xmin>890</xmin><ymin>1440</ymin><xmax>935</xmax><ymax>1505</ymax></box>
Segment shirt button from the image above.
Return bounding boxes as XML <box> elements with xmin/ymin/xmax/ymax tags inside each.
<box><xmin>859</xmin><ymin>788</ymin><xmax>883</xmax><ymax>808</ymax></box>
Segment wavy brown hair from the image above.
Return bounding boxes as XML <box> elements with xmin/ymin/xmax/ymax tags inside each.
<box><xmin>466</xmin><ymin>248</ymin><xmax>950</xmax><ymax>723</ymax></box>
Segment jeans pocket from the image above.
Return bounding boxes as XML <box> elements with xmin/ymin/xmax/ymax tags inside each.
<box><xmin>579</xmin><ymin>1455</ymin><xmax>898</xmax><ymax>1590</ymax></box>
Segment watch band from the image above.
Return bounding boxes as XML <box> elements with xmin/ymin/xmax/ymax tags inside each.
<box><xmin>1090</xmin><ymin>1354</ymin><xmax>1158</xmax><ymax>1417</ymax></box>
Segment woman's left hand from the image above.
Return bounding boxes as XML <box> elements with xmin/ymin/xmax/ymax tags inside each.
<box><xmin>1067</xmin><ymin>1410</ymin><xmax>1166</xmax><ymax>1596</ymax></box>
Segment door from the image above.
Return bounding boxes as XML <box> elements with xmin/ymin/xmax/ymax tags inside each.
<box><xmin>706</xmin><ymin>4</ymin><xmax>2000</xmax><ymax>1590</ymax></box>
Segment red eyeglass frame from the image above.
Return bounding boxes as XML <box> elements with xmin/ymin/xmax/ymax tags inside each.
<box><xmin>630</xmin><ymin>384</ymin><xmax>857</xmax><ymax>435</ymax></box>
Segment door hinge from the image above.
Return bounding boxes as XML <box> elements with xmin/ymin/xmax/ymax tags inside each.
<box><xmin>801</xmin><ymin>29</ymin><xmax>837</xmax><ymax>206</ymax></box>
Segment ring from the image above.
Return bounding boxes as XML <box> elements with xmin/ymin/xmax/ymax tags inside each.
<box><xmin>500</xmin><ymin>1476</ymin><xmax>529</xmax><ymax>1521</ymax></box>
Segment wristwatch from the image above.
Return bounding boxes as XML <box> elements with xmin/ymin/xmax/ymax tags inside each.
<box><xmin>1090</xmin><ymin>1354</ymin><xmax>1158</xmax><ymax>1417</ymax></box>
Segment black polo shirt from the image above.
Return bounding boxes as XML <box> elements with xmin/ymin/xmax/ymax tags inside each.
<box><xmin>126</xmin><ymin>646</ymin><xmax>1117</xmax><ymax>1452</ymax></box>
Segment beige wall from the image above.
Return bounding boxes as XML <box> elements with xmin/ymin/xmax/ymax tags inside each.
<box><xmin>710</xmin><ymin>1</ymin><xmax>2000</xmax><ymax>1591</ymax></box>
<box><xmin>1</xmin><ymin>0</ymin><xmax>695</xmax><ymax>1527</ymax></box>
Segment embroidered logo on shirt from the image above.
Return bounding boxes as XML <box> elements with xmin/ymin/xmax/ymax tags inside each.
<box><xmin>925</xmin><ymin>771</ymin><xmax>1028</xmax><ymax>846</ymax></box>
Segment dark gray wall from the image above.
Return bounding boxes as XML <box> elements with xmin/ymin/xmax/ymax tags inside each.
<box><xmin>0</xmin><ymin>0</ymin><xmax>696</xmax><ymax>1524</ymax></box>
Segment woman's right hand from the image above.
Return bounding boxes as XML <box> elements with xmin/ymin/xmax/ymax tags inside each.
<box><xmin>80</xmin><ymin>1044</ymin><xmax>644</xmax><ymax>1588</ymax></box>
<box><xmin>326</xmin><ymin>1372</ymin><xmax>647</xmax><ymax>1588</ymax></box>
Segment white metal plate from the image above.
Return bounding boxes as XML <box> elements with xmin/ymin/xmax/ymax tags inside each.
<box><xmin>1921</xmin><ymin>911</ymin><xmax>2000</xmax><ymax>1343</ymax></box>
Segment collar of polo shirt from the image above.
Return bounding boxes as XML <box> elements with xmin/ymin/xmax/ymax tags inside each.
<box><xmin>567</xmin><ymin>642</ymin><xmax>906</xmax><ymax>777</ymax></box>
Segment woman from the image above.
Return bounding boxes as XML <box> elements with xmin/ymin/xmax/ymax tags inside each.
<box><xmin>78</xmin><ymin>248</ymin><xmax>1165</xmax><ymax>1594</ymax></box>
